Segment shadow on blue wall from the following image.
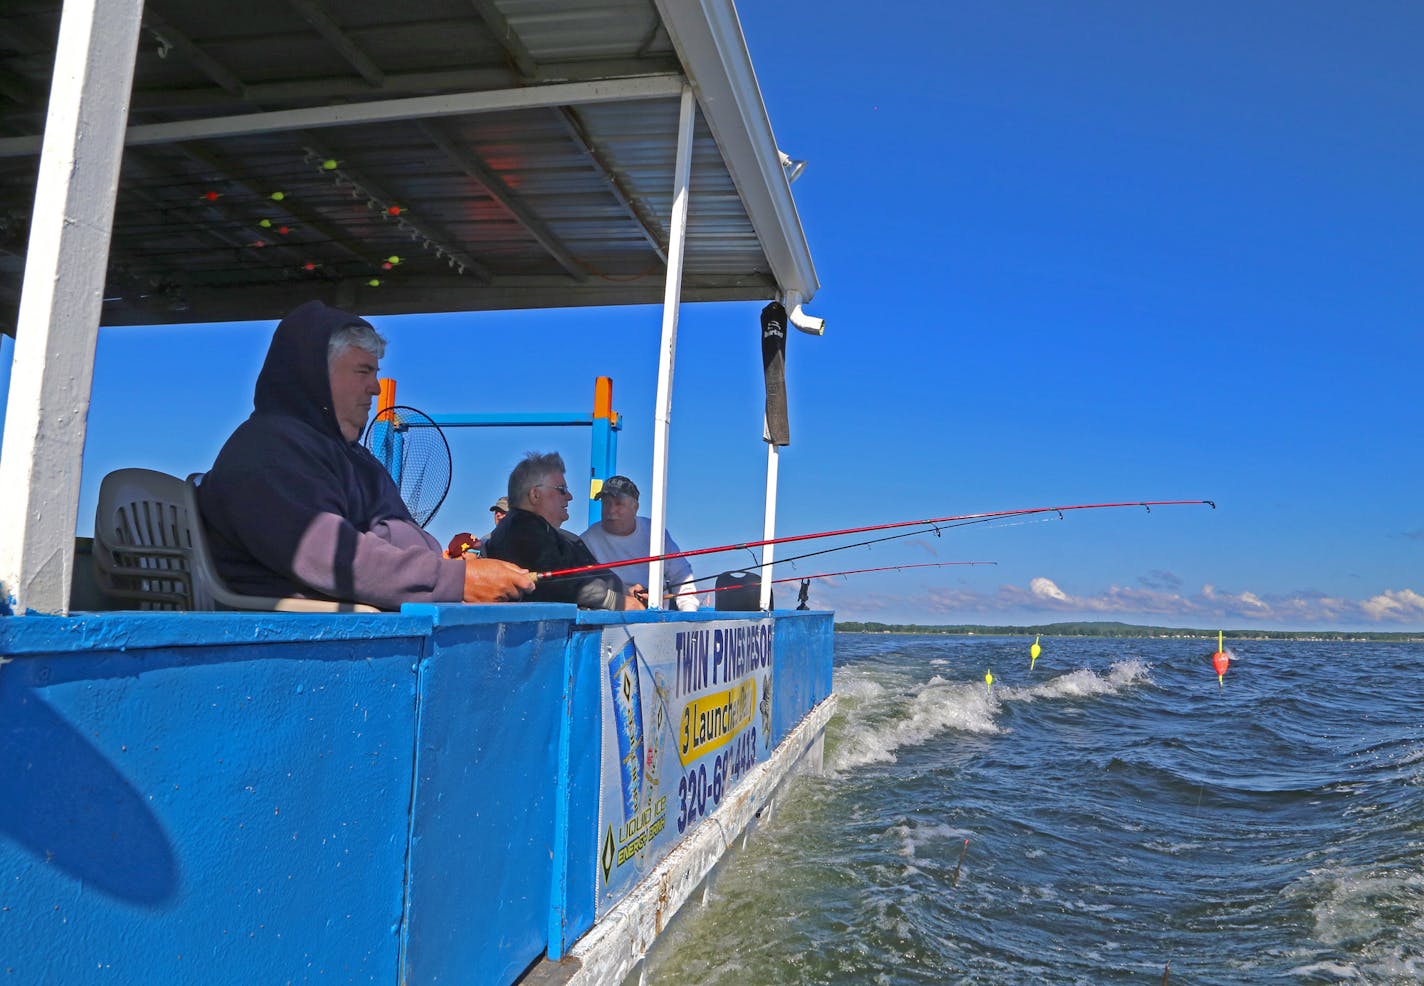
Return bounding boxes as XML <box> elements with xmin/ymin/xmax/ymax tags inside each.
<box><xmin>0</xmin><ymin>681</ymin><xmax>178</xmax><ymax>906</ymax></box>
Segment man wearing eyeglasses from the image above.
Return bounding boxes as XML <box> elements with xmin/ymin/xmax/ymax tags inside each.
<box><xmin>483</xmin><ymin>451</ymin><xmax>643</xmax><ymax>610</ymax></box>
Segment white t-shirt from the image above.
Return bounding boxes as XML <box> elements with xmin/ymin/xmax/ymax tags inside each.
<box><xmin>579</xmin><ymin>516</ymin><xmax>701</xmax><ymax>611</ymax></box>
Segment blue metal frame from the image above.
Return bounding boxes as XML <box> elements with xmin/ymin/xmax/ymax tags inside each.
<box><xmin>427</xmin><ymin>412</ymin><xmax>596</xmax><ymax>428</ymax></box>
<box><xmin>588</xmin><ymin>414</ymin><xmax>618</xmax><ymax>525</ymax></box>
<box><xmin>422</xmin><ymin>383</ymin><xmax>622</xmax><ymax>521</ymax></box>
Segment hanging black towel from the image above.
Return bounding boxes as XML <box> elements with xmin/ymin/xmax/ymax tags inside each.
<box><xmin>761</xmin><ymin>301</ymin><xmax>790</xmax><ymax>446</ymax></box>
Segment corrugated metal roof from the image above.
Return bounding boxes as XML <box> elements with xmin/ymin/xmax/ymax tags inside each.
<box><xmin>0</xmin><ymin>0</ymin><xmax>816</xmax><ymax>328</ymax></box>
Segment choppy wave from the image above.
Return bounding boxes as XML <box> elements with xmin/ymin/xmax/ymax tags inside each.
<box><xmin>647</xmin><ymin>635</ymin><xmax>1424</xmax><ymax>986</ymax></box>
<box><xmin>828</xmin><ymin>659</ymin><xmax>1150</xmax><ymax>772</ymax></box>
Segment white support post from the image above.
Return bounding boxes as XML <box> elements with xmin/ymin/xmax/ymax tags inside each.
<box><xmin>646</xmin><ymin>85</ymin><xmax>696</xmax><ymax>610</ymax></box>
<box><xmin>758</xmin><ymin>441</ymin><xmax>779</xmax><ymax>611</ymax></box>
<box><xmin>758</xmin><ymin>290</ymin><xmax>799</xmax><ymax>611</ymax></box>
<box><xmin>0</xmin><ymin>0</ymin><xmax>146</xmax><ymax>615</ymax></box>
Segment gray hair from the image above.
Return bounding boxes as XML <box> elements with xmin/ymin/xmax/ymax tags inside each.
<box><xmin>509</xmin><ymin>451</ymin><xmax>566</xmax><ymax>507</ymax></box>
<box><xmin>328</xmin><ymin>320</ymin><xmax>387</xmax><ymax>367</ymax></box>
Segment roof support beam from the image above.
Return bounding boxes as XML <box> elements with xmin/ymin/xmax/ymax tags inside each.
<box><xmin>415</xmin><ymin>120</ymin><xmax>587</xmax><ymax>281</ymax></box>
<box><xmin>0</xmin><ymin>0</ymin><xmax>146</xmax><ymax>615</ymax></box>
<box><xmin>124</xmin><ymin>59</ymin><xmax>685</xmax><ymax>112</ymax></box>
<box><xmin>0</xmin><ymin>75</ymin><xmax>687</xmax><ymax>158</ymax></box>
<box><xmin>646</xmin><ymin>85</ymin><xmax>696</xmax><ymax>611</ymax></box>
<box><xmin>466</xmin><ymin>0</ymin><xmax>539</xmax><ymax>78</ymax></box>
<box><xmin>554</xmin><ymin>107</ymin><xmax>668</xmax><ymax>264</ymax></box>
<box><xmin>142</xmin><ymin>9</ymin><xmax>246</xmax><ymax>98</ymax></box>
<box><xmin>285</xmin><ymin>0</ymin><xmax>386</xmax><ymax>87</ymax></box>
<box><xmin>463</xmin><ymin>2</ymin><xmax>669</xmax><ymax>264</ymax></box>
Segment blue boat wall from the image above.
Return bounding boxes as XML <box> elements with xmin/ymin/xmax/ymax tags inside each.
<box><xmin>0</xmin><ymin>605</ymin><xmax>833</xmax><ymax>985</ymax></box>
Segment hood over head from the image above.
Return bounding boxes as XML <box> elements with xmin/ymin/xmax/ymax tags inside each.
<box><xmin>253</xmin><ymin>300</ymin><xmax>375</xmax><ymax>441</ymax></box>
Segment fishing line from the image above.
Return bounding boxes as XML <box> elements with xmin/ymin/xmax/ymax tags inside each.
<box><xmin>678</xmin><ymin>517</ymin><xmax>997</xmax><ymax>588</ymax></box>
<box><xmin>539</xmin><ymin>499</ymin><xmax>1212</xmax><ymax>585</ymax></box>
<box><xmin>665</xmin><ymin>561</ymin><xmax>997</xmax><ymax>601</ymax></box>
<box><xmin>734</xmin><ymin>513</ymin><xmax>1058</xmax><ymax>579</ymax></box>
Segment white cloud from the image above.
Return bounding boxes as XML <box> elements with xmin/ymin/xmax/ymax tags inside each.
<box><xmin>833</xmin><ymin>576</ymin><xmax>1424</xmax><ymax>629</ymax></box>
<box><xmin>1361</xmin><ymin>588</ymin><xmax>1424</xmax><ymax>621</ymax></box>
<box><xmin>1029</xmin><ymin>576</ymin><xmax>1070</xmax><ymax>602</ymax></box>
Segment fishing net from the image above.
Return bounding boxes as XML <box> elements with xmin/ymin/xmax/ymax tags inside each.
<box><xmin>362</xmin><ymin>405</ymin><xmax>452</xmax><ymax>528</ymax></box>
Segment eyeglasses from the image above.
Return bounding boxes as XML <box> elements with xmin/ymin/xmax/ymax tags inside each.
<box><xmin>536</xmin><ymin>484</ymin><xmax>571</xmax><ymax>496</ymax></box>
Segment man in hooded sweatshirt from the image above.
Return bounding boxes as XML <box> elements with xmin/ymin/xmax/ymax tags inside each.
<box><xmin>198</xmin><ymin>300</ymin><xmax>534</xmax><ymax>610</ymax></box>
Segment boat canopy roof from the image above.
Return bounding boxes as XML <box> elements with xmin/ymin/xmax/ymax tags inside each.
<box><xmin>0</xmin><ymin>0</ymin><xmax>818</xmax><ymax>329</ymax></box>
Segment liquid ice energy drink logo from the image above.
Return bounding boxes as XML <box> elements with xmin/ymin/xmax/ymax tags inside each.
<box><xmin>607</xmin><ymin>640</ymin><xmax>645</xmax><ymax>820</ymax></box>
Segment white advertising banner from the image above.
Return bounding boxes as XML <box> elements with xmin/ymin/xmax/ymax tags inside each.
<box><xmin>595</xmin><ymin>619</ymin><xmax>775</xmax><ymax>915</ymax></box>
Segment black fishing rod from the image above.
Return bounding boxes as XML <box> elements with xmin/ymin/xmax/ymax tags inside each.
<box><xmin>664</xmin><ymin>560</ymin><xmax>997</xmax><ymax>600</ymax></box>
<box><xmin>535</xmin><ymin>499</ymin><xmax>1215</xmax><ymax>582</ymax></box>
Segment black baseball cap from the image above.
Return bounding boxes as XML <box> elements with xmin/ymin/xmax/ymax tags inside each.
<box><xmin>594</xmin><ymin>475</ymin><xmax>639</xmax><ymax>500</ymax></box>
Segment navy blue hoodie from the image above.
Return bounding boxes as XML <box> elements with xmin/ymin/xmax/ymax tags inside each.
<box><xmin>198</xmin><ymin>301</ymin><xmax>465</xmax><ymax>609</ymax></box>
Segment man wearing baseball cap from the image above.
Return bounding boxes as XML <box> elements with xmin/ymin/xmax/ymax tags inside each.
<box><xmin>486</xmin><ymin>496</ymin><xmax>509</xmax><ymax>542</ymax></box>
<box><xmin>580</xmin><ymin>475</ymin><xmax>701</xmax><ymax>611</ymax></box>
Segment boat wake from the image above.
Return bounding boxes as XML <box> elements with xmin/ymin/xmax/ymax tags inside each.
<box><xmin>827</xmin><ymin>660</ymin><xmax>1149</xmax><ymax>773</ymax></box>
<box><xmin>1286</xmin><ymin>862</ymin><xmax>1424</xmax><ymax>982</ymax></box>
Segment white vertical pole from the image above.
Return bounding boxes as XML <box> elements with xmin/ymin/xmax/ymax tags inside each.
<box><xmin>0</xmin><ymin>0</ymin><xmax>146</xmax><ymax>616</ymax></box>
<box><xmin>758</xmin><ymin>290</ymin><xmax>798</xmax><ymax>611</ymax></box>
<box><xmin>646</xmin><ymin>85</ymin><xmax>696</xmax><ymax>610</ymax></box>
<box><xmin>758</xmin><ymin>442</ymin><xmax>779</xmax><ymax>611</ymax></box>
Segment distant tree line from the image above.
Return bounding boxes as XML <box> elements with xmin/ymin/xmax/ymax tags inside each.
<box><xmin>833</xmin><ymin>620</ymin><xmax>1423</xmax><ymax>642</ymax></box>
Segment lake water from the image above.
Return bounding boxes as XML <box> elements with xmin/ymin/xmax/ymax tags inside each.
<box><xmin>644</xmin><ymin>634</ymin><xmax>1424</xmax><ymax>984</ymax></box>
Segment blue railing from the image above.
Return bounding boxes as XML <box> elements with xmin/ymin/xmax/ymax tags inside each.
<box><xmin>0</xmin><ymin>604</ymin><xmax>833</xmax><ymax>985</ymax></box>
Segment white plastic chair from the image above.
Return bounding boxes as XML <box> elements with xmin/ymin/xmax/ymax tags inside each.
<box><xmin>92</xmin><ymin>468</ymin><xmax>202</xmax><ymax>610</ymax></box>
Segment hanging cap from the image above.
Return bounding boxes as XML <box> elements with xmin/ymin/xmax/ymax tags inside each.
<box><xmin>595</xmin><ymin>476</ymin><xmax>640</xmax><ymax>501</ymax></box>
<box><xmin>489</xmin><ymin>496</ymin><xmax>509</xmax><ymax>513</ymax></box>
<box><xmin>447</xmin><ymin>532</ymin><xmax>479</xmax><ymax>558</ymax></box>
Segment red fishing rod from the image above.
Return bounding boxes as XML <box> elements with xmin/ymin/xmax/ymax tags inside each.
<box><xmin>535</xmin><ymin>499</ymin><xmax>1215</xmax><ymax>581</ymax></box>
<box><xmin>665</xmin><ymin>561</ymin><xmax>997</xmax><ymax>600</ymax></box>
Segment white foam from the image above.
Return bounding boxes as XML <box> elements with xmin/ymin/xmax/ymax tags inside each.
<box><xmin>830</xmin><ymin>673</ymin><xmax>1001</xmax><ymax>772</ymax></box>
<box><xmin>1288</xmin><ymin>961</ymin><xmax>1360</xmax><ymax>979</ymax></box>
<box><xmin>1145</xmin><ymin>840</ymin><xmax>1204</xmax><ymax>854</ymax></box>
<box><xmin>827</xmin><ymin>661</ymin><xmax>1150</xmax><ymax>774</ymax></box>
<box><xmin>834</xmin><ymin>675</ymin><xmax>891</xmax><ymax>703</ymax></box>
<box><xmin>1011</xmin><ymin>659</ymin><xmax>1151</xmax><ymax>702</ymax></box>
<box><xmin>1393</xmin><ymin>744</ymin><xmax>1424</xmax><ymax>768</ymax></box>
<box><xmin>886</xmin><ymin>820</ymin><xmax>972</xmax><ymax>861</ymax></box>
<box><xmin>1284</xmin><ymin>862</ymin><xmax>1424</xmax><ymax>980</ymax></box>
<box><xmin>1308</xmin><ymin>866</ymin><xmax>1424</xmax><ymax>945</ymax></box>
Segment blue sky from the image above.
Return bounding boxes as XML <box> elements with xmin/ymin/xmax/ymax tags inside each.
<box><xmin>70</xmin><ymin>2</ymin><xmax>1423</xmax><ymax>630</ymax></box>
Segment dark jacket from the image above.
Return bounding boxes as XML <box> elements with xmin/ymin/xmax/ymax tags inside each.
<box><xmin>198</xmin><ymin>300</ymin><xmax>465</xmax><ymax>609</ymax></box>
<box><xmin>483</xmin><ymin>508</ymin><xmax>625</xmax><ymax>609</ymax></box>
